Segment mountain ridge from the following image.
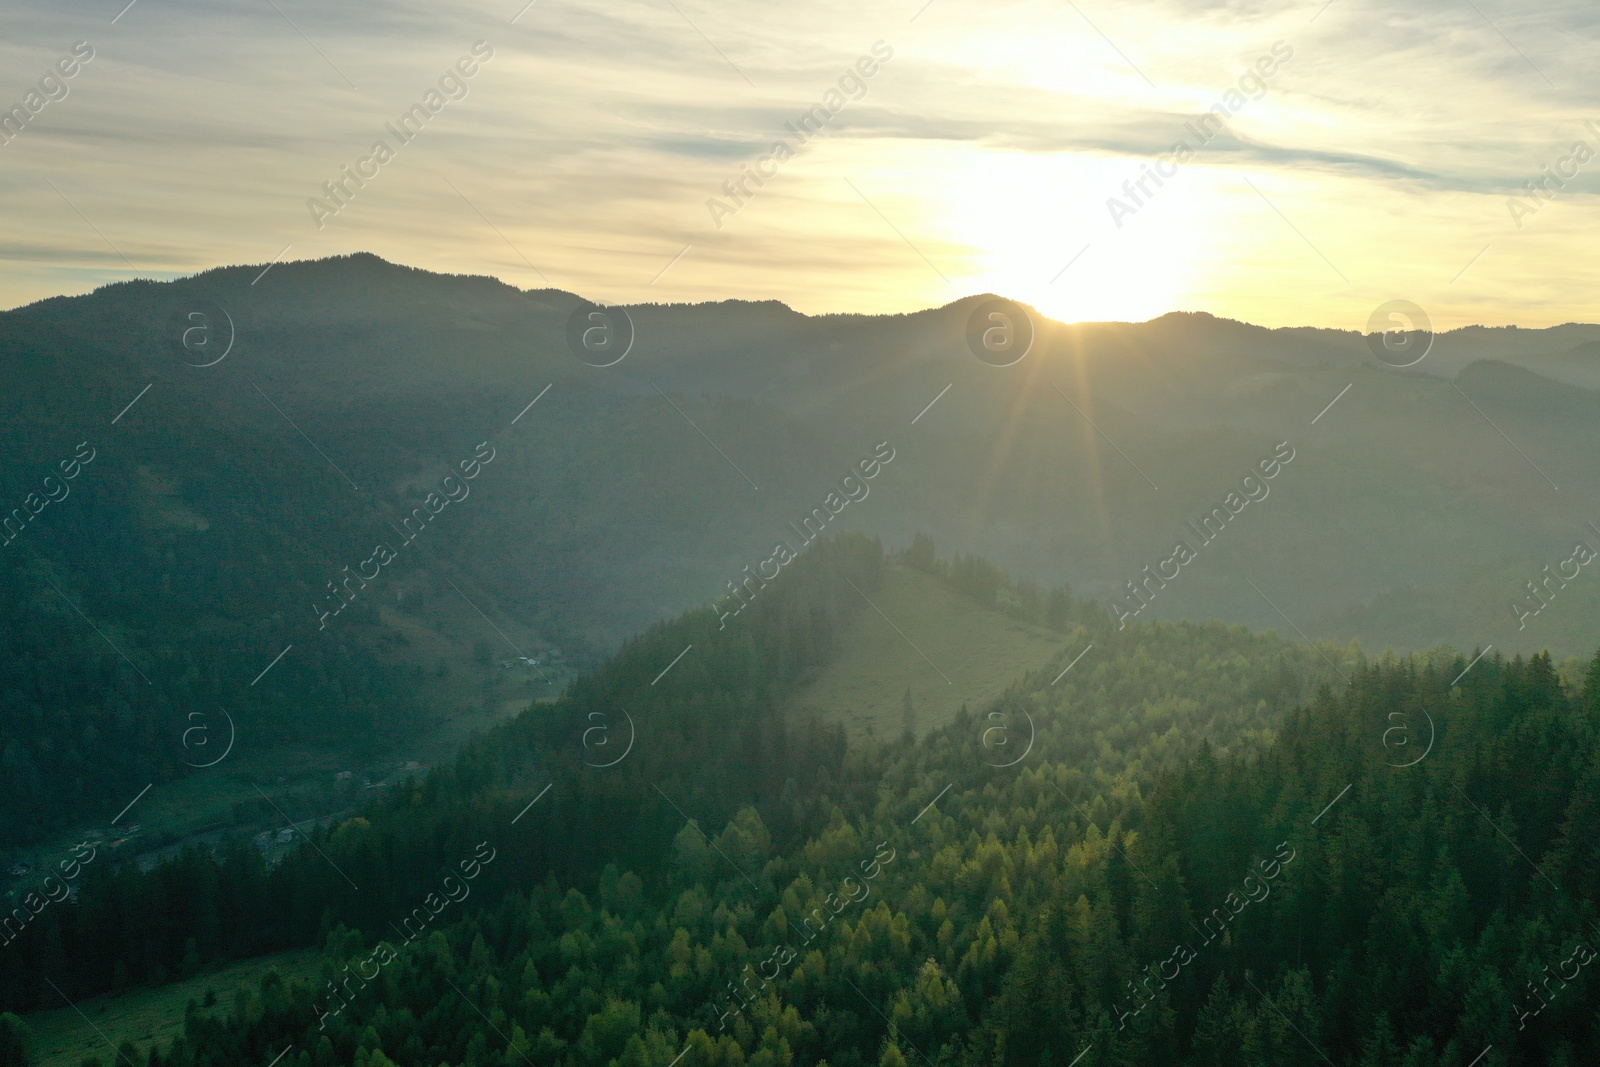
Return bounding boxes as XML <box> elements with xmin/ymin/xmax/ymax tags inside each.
<box><xmin>3</xmin><ymin>251</ymin><xmax>1599</xmax><ymax>850</ymax></box>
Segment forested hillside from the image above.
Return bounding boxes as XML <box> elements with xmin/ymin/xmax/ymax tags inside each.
<box><xmin>6</xmin><ymin>255</ymin><xmax>1600</xmax><ymax>848</ymax></box>
<box><xmin>26</xmin><ymin>535</ymin><xmax>1575</xmax><ymax>1067</ymax></box>
<box><xmin>0</xmin><ymin>316</ymin><xmax>442</xmax><ymax>849</ymax></box>
<box><xmin>13</xmin><ymin>631</ymin><xmax>1587</xmax><ymax>1066</ymax></box>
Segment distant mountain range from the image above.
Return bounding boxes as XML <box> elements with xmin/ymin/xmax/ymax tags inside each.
<box><xmin>5</xmin><ymin>251</ymin><xmax>1598</xmax><ymax>843</ymax></box>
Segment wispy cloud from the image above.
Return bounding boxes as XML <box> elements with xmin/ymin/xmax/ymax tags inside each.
<box><xmin>0</xmin><ymin>0</ymin><xmax>1595</xmax><ymax>326</ymax></box>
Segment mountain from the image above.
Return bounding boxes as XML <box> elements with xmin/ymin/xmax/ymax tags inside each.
<box><xmin>0</xmin><ymin>533</ymin><xmax>1341</xmax><ymax>1012</ymax></box>
<box><xmin>6</xmin><ymin>531</ymin><xmax>1589</xmax><ymax>1067</ymax></box>
<box><xmin>3</xmin><ymin>253</ymin><xmax>1598</xmax><ymax>847</ymax></box>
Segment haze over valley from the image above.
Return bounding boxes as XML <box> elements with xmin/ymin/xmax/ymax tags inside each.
<box><xmin>3</xmin><ymin>1</ymin><xmax>1599</xmax><ymax>1065</ymax></box>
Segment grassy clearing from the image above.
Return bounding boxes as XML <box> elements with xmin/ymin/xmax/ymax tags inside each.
<box><xmin>784</xmin><ymin>563</ymin><xmax>1067</xmax><ymax>737</ymax></box>
<box><xmin>25</xmin><ymin>949</ymin><xmax>321</xmax><ymax>1067</ymax></box>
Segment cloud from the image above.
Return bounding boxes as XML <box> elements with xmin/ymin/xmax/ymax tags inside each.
<box><xmin>0</xmin><ymin>0</ymin><xmax>1597</xmax><ymax>326</ymax></box>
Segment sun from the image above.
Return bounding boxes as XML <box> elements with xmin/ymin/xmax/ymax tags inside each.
<box><xmin>929</xmin><ymin>146</ymin><xmax>1203</xmax><ymax>324</ymax></box>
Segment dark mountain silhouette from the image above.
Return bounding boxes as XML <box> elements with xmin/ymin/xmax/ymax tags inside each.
<box><xmin>4</xmin><ymin>252</ymin><xmax>1597</xmax><ymax>843</ymax></box>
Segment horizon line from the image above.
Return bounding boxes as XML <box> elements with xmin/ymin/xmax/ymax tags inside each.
<box><xmin>7</xmin><ymin>250</ymin><xmax>1596</xmax><ymax>336</ymax></box>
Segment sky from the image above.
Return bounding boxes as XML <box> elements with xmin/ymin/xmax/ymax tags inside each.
<box><xmin>0</xmin><ymin>0</ymin><xmax>1597</xmax><ymax>329</ymax></box>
